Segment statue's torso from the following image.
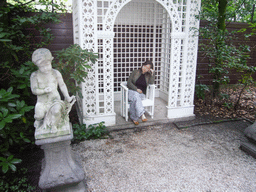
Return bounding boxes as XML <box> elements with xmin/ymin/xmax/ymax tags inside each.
<box><xmin>36</xmin><ymin>69</ymin><xmax>61</xmax><ymax>103</ymax></box>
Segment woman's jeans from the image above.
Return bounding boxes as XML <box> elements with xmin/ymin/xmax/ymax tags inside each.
<box><xmin>128</xmin><ymin>90</ymin><xmax>145</xmax><ymax>121</ymax></box>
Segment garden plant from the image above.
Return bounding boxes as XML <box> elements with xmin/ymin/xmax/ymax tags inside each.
<box><xmin>0</xmin><ymin>1</ymin><xmax>102</xmax><ymax>191</ymax></box>
<box><xmin>195</xmin><ymin>0</ymin><xmax>256</xmax><ymax>120</ymax></box>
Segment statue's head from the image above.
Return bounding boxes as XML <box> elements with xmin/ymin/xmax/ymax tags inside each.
<box><xmin>32</xmin><ymin>48</ymin><xmax>53</xmax><ymax>67</ymax></box>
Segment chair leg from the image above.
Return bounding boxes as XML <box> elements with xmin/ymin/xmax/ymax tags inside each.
<box><xmin>151</xmin><ymin>105</ymin><xmax>154</xmax><ymax>119</ymax></box>
<box><xmin>125</xmin><ymin>105</ymin><xmax>128</xmax><ymax>121</ymax></box>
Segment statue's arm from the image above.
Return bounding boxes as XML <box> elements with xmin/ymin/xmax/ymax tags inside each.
<box><xmin>55</xmin><ymin>70</ymin><xmax>74</xmax><ymax>102</ymax></box>
<box><xmin>30</xmin><ymin>72</ymin><xmax>48</xmax><ymax>95</ymax></box>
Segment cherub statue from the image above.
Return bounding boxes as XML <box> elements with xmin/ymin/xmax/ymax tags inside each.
<box><xmin>30</xmin><ymin>48</ymin><xmax>76</xmax><ymax>139</ymax></box>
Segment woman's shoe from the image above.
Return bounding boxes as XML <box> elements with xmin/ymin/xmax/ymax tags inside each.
<box><xmin>133</xmin><ymin>120</ymin><xmax>139</xmax><ymax>125</ymax></box>
<box><xmin>141</xmin><ymin>114</ymin><xmax>148</xmax><ymax>122</ymax></box>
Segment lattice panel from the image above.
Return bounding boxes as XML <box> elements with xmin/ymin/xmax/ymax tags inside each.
<box><xmin>82</xmin><ymin>0</ymin><xmax>96</xmax><ymax>51</ymax></box>
<box><xmin>82</xmin><ymin>0</ymin><xmax>97</xmax><ymax>115</ymax></box>
<box><xmin>104</xmin><ymin>0</ymin><xmax>182</xmax><ymax>32</ymax></box>
<box><xmin>97</xmin><ymin>37</ymin><xmax>115</xmax><ymax>115</ymax></box>
<box><xmin>72</xmin><ymin>0</ymin><xmax>79</xmax><ymax>44</ymax></box>
<box><xmin>183</xmin><ymin>0</ymin><xmax>201</xmax><ymax>106</ymax></box>
<box><xmin>160</xmin><ymin>9</ymin><xmax>172</xmax><ymax>94</ymax></box>
<box><xmin>72</xmin><ymin>0</ymin><xmax>83</xmax><ymax>120</ymax></box>
<box><xmin>113</xmin><ymin>1</ymin><xmax>164</xmax><ymax>92</ymax></box>
<box><xmin>103</xmin><ymin>38</ymin><xmax>114</xmax><ymax>114</ymax></box>
<box><xmin>168</xmin><ymin>37</ymin><xmax>183</xmax><ymax>107</ymax></box>
<box><xmin>97</xmin><ymin>39</ymin><xmax>104</xmax><ymax>113</ymax></box>
<box><xmin>97</xmin><ymin>0</ymin><xmax>113</xmax><ymax>30</ymax></box>
<box><xmin>176</xmin><ymin>0</ymin><xmax>187</xmax><ymax>32</ymax></box>
<box><xmin>176</xmin><ymin>39</ymin><xmax>185</xmax><ymax>106</ymax></box>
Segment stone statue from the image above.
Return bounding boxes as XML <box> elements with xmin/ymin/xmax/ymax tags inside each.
<box><xmin>30</xmin><ymin>48</ymin><xmax>76</xmax><ymax>139</ymax></box>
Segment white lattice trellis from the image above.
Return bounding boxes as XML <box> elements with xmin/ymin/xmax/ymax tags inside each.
<box><xmin>72</xmin><ymin>0</ymin><xmax>201</xmax><ymax>126</ymax></box>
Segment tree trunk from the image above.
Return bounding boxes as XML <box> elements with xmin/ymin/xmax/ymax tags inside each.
<box><xmin>217</xmin><ymin>0</ymin><xmax>227</xmax><ymax>30</ymax></box>
<box><xmin>213</xmin><ymin>0</ymin><xmax>228</xmax><ymax>97</ymax></box>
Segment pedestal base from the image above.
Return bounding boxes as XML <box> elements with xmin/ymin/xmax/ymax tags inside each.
<box><xmin>37</xmin><ymin>135</ymin><xmax>85</xmax><ymax>191</ymax></box>
<box><xmin>47</xmin><ymin>180</ymin><xmax>86</xmax><ymax>192</ymax></box>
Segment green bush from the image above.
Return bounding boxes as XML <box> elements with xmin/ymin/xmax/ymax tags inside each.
<box><xmin>0</xmin><ymin>2</ymin><xmax>65</xmax><ymax>90</ymax></box>
<box><xmin>199</xmin><ymin>0</ymin><xmax>256</xmax><ymax>97</ymax></box>
<box><xmin>53</xmin><ymin>44</ymin><xmax>98</xmax><ymax>97</ymax></box>
<box><xmin>0</xmin><ymin>87</ymin><xmax>34</xmax><ymax>174</ymax></box>
<box><xmin>195</xmin><ymin>84</ymin><xmax>209</xmax><ymax>100</ymax></box>
<box><xmin>0</xmin><ymin>168</ymin><xmax>36</xmax><ymax>192</ymax></box>
<box><xmin>0</xmin><ymin>155</ymin><xmax>22</xmax><ymax>174</ymax></box>
<box><xmin>72</xmin><ymin>122</ymin><xmax>108</xmax><ymax>142</ymax></box>
<box><xmin>0</xmin><ymin>1</ymin><xmax>66</xmax><ymax>188</ymax></box>
<box><xmin>0</xmin><ymin>1</ymin><xmax>100</xmax><ymax>190</ymax></box>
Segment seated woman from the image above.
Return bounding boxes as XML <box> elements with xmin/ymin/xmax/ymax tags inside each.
<box><xmin>127</xmin><ymin>60</ymin><xmax>155</xmax><ymax>125</ymax></box>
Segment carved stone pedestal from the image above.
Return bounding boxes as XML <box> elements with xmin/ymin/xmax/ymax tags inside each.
<box><xmin>36</xmin><ymin>134</ymin><xmax>86</xmax><ymax>191</ymax></box>
<box><xmin>240</xmin><ymin>121</ymin><xmax>256</xmax><ymax>159</ymax></box>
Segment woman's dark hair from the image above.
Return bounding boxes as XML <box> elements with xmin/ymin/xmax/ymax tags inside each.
<box><xmin>141</xmin><ymin>60</ymin><xmax>154</xmax><ymax>70</ymax></box>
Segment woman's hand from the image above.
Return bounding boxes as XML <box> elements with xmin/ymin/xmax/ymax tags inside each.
<box><xmin>137</xmin><ymin>89</ymin><xmax>143</xmax><ymax>94</ymax></box>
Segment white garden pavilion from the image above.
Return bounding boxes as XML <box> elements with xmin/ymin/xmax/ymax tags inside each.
<box><xmin>72</xmin><ymin>0</ymin><xmax>201</xmax><ymax>126</ymax></box>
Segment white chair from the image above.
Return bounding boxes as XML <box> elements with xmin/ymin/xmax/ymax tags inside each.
<box><xmin>120</xmin><ymin>82</ymin><xmax>156</xmax><ymax>121</ymax></box>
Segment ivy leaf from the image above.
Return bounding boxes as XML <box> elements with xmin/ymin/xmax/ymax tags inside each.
<box><xmin>19</xmin><ymin>67</ymin><xmax>25</xmax><ymax>74</ymax></box>
<box><xmin>2</xmin><ymin>163</ymin><xmax>8</xmax><ymax>174</ymax></box>
<box><xmin>23</xmin><ymin>138</ymin><xmax>31</xmax><ymax>143</ymax></box>
<box><xmin>0</xmin><ymin>108</ymin><xmax>8</xmax><ymax>117</ymax></box>
<box><xmin>0</xmin><ymin>121</ymin><xmax>6</xmax><ymax>130</ymax></box>
<box><xmin>8</xmin><ymin>163</ymin><xmax>16</xmax><ymax>172</ymax></box>
<box><xmin>8</xmin><ymin>102</ymin><xmax>16</xmax><ymax>107</ymax></box>
<box><xmin>0</xmin><ymin>39</ymin><xmax>12</xmax><ymax>42</ymax></box>
<box><xmin>17</xmin><ymin>84</ymin><xmax>27</xmax><ymax>89</ymax></box>
<box><xmin>10</xmin><ymin>158</ymin><xmax>22</xmax><ymax>164</ymax></box>
<box><xmin>7</xmin><ymin>114</ymin><xmax>22</xmax><ymax>120</ymax></box>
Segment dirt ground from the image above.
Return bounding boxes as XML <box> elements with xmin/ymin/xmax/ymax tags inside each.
<box><xmin>194</xmin><ymin>85</ymin><xmax>256</xmax><ymax>123</ymax></box>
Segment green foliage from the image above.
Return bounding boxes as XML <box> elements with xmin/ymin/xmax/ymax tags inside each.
<box><xmin>53</xmin><ymin>44</ymin><xmax>98</xmax><ymax>97</ymax></box>
<box><xmin>72</xmin><ymin>122</ymin><xmax>108</xmax><ymax>142</ymax></box>
<box><xmin>220</xmin><ymin>93</ymin><xmax>229</xmax><ymax>100</ymax></box>
<box><xmin>0</xmin><ymin>1</ymin><xmax>65</xmax><ymax>89</ymax></box>
<box><xmin>0</xmin><ymin>167</ymin><xmax>36</xmax><ymax>191</ymax></box>
<box><xmin>9</xmin><ymin>61</ymin><xmax>37</xmax><ymax>100</ymax></box>
<box><xmin>199</xmin><ymin>27</ymin><xmax>231</xmax><ymax>95</ymax></box>
<box><xmin>195</xmin><ymin>84</ymin><xmax>209</xmax><ymax>100</ymax></box>
<box><xmin>201</xmin><ymin>0</ymin><xmax>256</xmax><ymax>23</ymax></box>
<box><xmin>0</xmin><ymin>155</ymin><xmax>22</xmax><ymax>174</ymax></box>
<box><xmin>245</xmin><ymin>22</ymin><xmax>256</xmax><ymax>37</ymax></box>
<box><xmin>0</xmin><ymin>87</ymin><xmax>34</xmax><ymax>173</ymax></box>
<box><xmin>223</xmin><ymin>102</ymin><xmax>233</xmax><ymax>109</ymax></box>
<box><xmin>0</xmin><ymin>0</ymin><xmax>66</xmax><ymax>180</ymax></box>
<box><xmin>199</xmin><ymin>0</ymin><xmax>256</xmax><ymax>97</ymax></box>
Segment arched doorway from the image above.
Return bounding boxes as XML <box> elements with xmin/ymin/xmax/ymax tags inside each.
<box><xmin>72</xmin><ymin>0</ymin><xmax>201</xmax><ymax>126</ymax></box>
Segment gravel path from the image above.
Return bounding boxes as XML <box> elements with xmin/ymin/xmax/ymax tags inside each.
<box><xmin>73</xmin><ymin>121</ymin><xmax>256</xmax><ymax>192</ymax></box>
